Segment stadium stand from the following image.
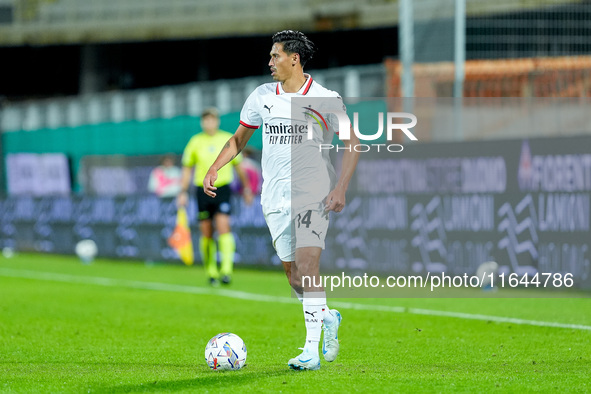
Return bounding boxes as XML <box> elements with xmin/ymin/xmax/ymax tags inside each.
<box><xmin>385</xmin><ymin>56</ymin><xmax>591</xmax><ymax>98</ymax></box>
<box><xmin>0</xmin><ymin>64</ymin><xmax>385</xmax><ymax>132</ymax></box>
<box><xmin>0</xmin><ymin>0</ymin><xmax>401</xmax><ymax>45</ymax></box>
<box><xmin>2</xmin><ymin>0</ymin><xmax>583</xmax><ymax>45</ymax></box>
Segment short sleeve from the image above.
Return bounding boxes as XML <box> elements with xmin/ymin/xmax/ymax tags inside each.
<box><xmin>239</xmin><ymin>89</ymin><xmax>262</xmax><ymax>129</ymax></box>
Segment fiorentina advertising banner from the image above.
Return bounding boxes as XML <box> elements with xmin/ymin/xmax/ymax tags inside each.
<box><xmin>319</xmin><ymin>135</ymin><xmax>591</xmax><ymax>293</ymax></box>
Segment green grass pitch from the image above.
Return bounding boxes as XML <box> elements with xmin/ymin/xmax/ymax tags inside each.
<box><xmin>0</xmin><ymin>253</ymin><xmax>589</xmax><ymax>393</ymax></box>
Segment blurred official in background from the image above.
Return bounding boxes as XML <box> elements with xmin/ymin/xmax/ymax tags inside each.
<box><xmin>177</xmin><ymin>108</ymin><xmax>253</xmax><ymax>286</ymax></box>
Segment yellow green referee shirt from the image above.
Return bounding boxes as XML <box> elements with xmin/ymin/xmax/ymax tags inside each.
<box><xmin>182</xmin><ymin>130</ymin><xmax>242</xmax><ymax>187</ymax></box>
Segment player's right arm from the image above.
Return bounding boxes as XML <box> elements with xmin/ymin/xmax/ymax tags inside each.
<box><xmin>203</xmin><ymin>125</ymin><xmax>255</xmax><ymax>197</ymax></box>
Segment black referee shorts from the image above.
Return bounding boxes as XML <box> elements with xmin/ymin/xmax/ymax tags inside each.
<box><xmin>196</xmin><ymin>185</ymin><xmax>232</xmax><ymax>221</ymax></box>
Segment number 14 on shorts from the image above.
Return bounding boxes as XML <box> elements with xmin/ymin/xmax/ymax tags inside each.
<box><xmin>296</xmin><ymin>210</ymin><xmax>313</xmax><ymax>228</ymax></box>
<box><xmin>294</xmin><ymin>209</ymin><xmax>329</xmax><ymax>247</ymax></box>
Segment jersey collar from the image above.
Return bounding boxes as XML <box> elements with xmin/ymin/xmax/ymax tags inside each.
<box><xmin>276</xmin><ymin>74</ymin><xmax>313</xmax><ymax>95</ymax></box>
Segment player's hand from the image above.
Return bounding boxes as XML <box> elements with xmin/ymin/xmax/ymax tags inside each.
<box><xmin>176</xmin><ymin>191</ymin><xmax>188</xmax><ymax>207</ymax></box>
<box><xmin>324</xmin><ymin>187</ymin><xmax>346</xmax><ymax>213</ymax></box>
<box><xmin>203</xmin><ymin>169</ymin><xmax>218</xmax><ymax>198</ymax></box>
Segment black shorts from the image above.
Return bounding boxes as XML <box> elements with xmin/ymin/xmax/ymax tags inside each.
<box><xmin>196</xmin><ymin>185</ymin><xmax>232</xmax><ymax>220</ymax></box>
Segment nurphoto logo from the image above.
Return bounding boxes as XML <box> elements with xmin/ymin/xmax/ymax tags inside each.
<box><xmin>304</xmin><ymin>105</ymin><xmax>418</xmax><ymax>152</ymax></box>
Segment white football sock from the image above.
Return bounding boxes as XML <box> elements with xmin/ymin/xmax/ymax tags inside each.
<box><xmin>295</xmin><ymin>291</ymin><xmax>304</xmax><ymax>304</ymax></box>
<box><xmin>302</xmin><ymin>291</ymin><xmax>325</xmax><ymax>356</ymax></box>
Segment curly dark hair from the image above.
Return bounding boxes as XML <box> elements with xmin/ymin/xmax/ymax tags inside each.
<box><xmin>272</xmin><ymin>30</ymin><xmax>316</xmax><ymax>67</ymax></box>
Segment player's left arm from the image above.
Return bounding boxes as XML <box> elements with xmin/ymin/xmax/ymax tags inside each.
<box><xmin>325</xmin><ymin>128</ymin><xmax>360</xmax><ymax>213</ymax></box>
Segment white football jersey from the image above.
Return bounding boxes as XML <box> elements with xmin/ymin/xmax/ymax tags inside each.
<box><xmin>240</xmin><ymin>74</ymin><xmax>344</xmax><ymax>213</ymax></box>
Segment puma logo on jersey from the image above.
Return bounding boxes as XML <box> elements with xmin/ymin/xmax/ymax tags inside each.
<box><xmin>264</xmin><ymin>105</ymin><xmax>273</xmax><ymax>113</ymax></box>
<box><xmin>312</xmin><ymin>230</ymin><xmax>322</xmax><ymax>239</ymax></box>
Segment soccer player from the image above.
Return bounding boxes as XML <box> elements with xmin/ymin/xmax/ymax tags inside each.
<box><xmin>177</xmin><ymin>107</ymin><xmax>254</xmax><ymax>286</ymax></box>
<box><xmin>203</xmin><ymin>30</ymin><xmax>359</xmax><ymax>370</ymax></box>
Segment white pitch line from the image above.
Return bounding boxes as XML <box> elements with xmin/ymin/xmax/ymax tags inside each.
<box><xmin>408</xmin><ymin>308</ymin><xmax>591</xmax><ymax>331</ymax></box>
<box><xmin>1</xmin><ymin>268</ymin><xmax>590</xmax><ymax>331</ymax></box>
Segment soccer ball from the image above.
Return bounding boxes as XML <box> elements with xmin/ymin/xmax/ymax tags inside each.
<box><xmin>75</xmin><ymin>239</ymin><xmax>98</xmax><ymax>263</ymax></box>
<box><xmin>2</xmin><ymin>247</ymin><xmax>15</xmax><ymax>258</ymax></box>
<box><xmin>476</xmin><ymin>261</ymin><xmax>499</xmax><ymax>290</ymax></box>
<box><xmin>204</xmin><ymin>333</ymin><xmax>247</xmax><ymax>371</ymax></box>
